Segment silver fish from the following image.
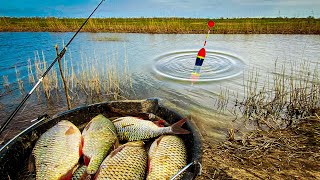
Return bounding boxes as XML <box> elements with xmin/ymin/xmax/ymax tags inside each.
<box><xmin>112</xmin><ymin>117</ymin><xmax>190</xmax><ymax>141</ymax></box>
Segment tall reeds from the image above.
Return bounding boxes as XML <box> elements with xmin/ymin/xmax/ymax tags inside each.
<box><xmin>30</xmin><ymin>51</ymin><xmax>59</xmax><ymax>100</ymax></box>
<box><xmin>24</xmin><ymin>47</ymin><xmax>133</xmax><ymax>106</ymax></box>
<box><xmin>237</xmin><ymin>60</ymin><xmax>320</xmax><ymax>130</ymax></box>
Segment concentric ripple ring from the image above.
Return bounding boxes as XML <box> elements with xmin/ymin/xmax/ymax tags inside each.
<box><xmin>152</xmin><ymin>50</ymin><xmax>245</xmax><ymax>82</ymax></box>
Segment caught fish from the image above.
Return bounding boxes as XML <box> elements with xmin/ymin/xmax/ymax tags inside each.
<box><xmin>147</xmin><ymin>135</ymin><xmax>187</xmax><ymax>180</ymax></box>
<box><xmin>82</xmin><ymin>114</ymin><xmax>118</xmax><ymax>175</ymax></box>
<box><xmin>113</xmin><ymin>117</ymin><xmax>190</xmax><ymax>141</ymax></box>
<box><xmin>94</xmin><ymin>141</ymin><xmax>147</xmax><ymax>180</ymax></box>
<box><xmin>71</xmin><ymin>165</ymin><xmax>88</xmax><ymax>180</ymax></box>
<box><xmin>29</xmin><ymin>120</ymin><xmax>82</xmax><ymax>180</ymax></box>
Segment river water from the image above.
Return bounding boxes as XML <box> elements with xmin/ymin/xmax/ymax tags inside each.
<box><xmin>0</xmin><ymin>32</ymin><xmax>319</xmax><ymax>143</ymax></box>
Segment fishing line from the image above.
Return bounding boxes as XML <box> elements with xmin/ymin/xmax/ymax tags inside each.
<box><xmin>0</xmin><ymin>0</ymin><xmax>106</xmax><ymax>135</ymax></box>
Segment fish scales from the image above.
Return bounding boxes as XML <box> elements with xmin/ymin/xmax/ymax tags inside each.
<box><xmin>82</xmin><ymin>114</ymin><xmax>118</xmax><ymax>175</ymax></box>
<box><xmin>147</xmin><ymin>135</ymin><xmax>187</xmax><ymax>180</ymax></box>
<box><xmin>95</xmin><ymin>141</ymin><xmax>147</xmax><ymax>180</ymax></box>
<box><xmin>113</xmin><ymin>117</ymin><xmax>189</xmax><ymax>141</ymax></box>
<box><xmin>31</xmin><ymin>120</ymin><xmax>82</xmax><ymax>180</ymax></box>
<box><xmin>71</xmin><ymin>165</ymin><xmax>87</xmax><ymax>180</ymax></box>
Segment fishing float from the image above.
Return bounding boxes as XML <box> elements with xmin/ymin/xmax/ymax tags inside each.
<box><xmin>191</xmin><ymin>20</ymin><xmax>215</xmax><ymax>84</ymax></box>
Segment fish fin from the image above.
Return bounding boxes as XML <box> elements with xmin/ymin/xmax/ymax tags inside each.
<box><xmin>79</xmin><ymin>136</ymin><xmax>84</xmax><ymax>157</ymax></box>
<box><xmin>84</xmin><ymin>155</ymin><xmax>90</xmax><ymax>166</ymax></box>
<box><xmin>110</xmin><ymin>145</ymin><xmax>125</xmax><ymax>158</ymax></box>
<box><xmin>84</xmin><ymin>121</ymin><xmax>92</xmax><ymax>132</ymax></box>
<box><xmin>113</xmin><ymin>138</ymin><xmax>119</xmax><ymax>150</ymax></box>
<box><xmin>156</xmin><ymin>136</ymin><xmax>163</xmax><ymax>145</ymax></box>
<box><xmin>171</xmin><ymin>118</ymin><xmax>190</xmax><ymax>134</ymax></box>
<box><xmin>65</xmin><ymin>126</ymin><xmax>76</xmax><ymax>135</ymax></box>
<box><xmin>153</xmin><ymin>120</ymin><xmax>165</xmax><ymax>127</ymax></box>
<box><xmin>122</xmin><ymin>123</ymin><xmax>134</xmax><ymax>128</ymax></box>
<box><xmin>28</xmin><ymin>153</ymin><xmax>35</xmax><ymax>173</ymax></box>
<box><xmin>147</xmin><ymin>158</ymin><xmax>151</xmax><ymax>174</ymax></box>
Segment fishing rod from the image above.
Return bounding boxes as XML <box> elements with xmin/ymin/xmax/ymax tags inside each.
<box><xmin>0</xmin><ymin>0</ymin><xmax>105</xmax><ymax>135</ymax></box>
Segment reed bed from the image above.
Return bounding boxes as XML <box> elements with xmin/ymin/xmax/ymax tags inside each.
<box><xmin>23</xmin><ymin>47</ymin><xmax>133</xmax><ymax>107</ymax></box>
<box><xmin>1</xmin><ymin>17</ymin><xmax>319</xmax><ymax>34</ymax></box>
<box><xmin>235</xmin><ymin>60</ymin><xmax>320</xmax><ymax>130</ymax></box>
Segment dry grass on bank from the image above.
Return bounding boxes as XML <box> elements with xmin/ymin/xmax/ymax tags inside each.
<box><xmin>198</xmin><ymin>115</ymin><xmax>320</xmax><ymax>180</ymax></box>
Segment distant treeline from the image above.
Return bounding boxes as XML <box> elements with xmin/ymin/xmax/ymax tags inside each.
<box><xmin>0</xmin><ymin>17</ymin><xmax>319</xmax><ymax>34</ymax></box>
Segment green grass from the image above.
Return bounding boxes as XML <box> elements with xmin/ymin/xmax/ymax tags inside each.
<box><xmin>1</xmin><ymin>17</ymin><xmax>319</xmax><ymax>34</ymax></box>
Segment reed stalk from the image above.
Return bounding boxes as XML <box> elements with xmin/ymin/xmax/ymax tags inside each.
<box><xmin>15</xmin><ymin>66</ymin><xmax>24</xmax><ymax>94</ymax></box>
<box><xmin>2</xmin><ymin>76</ymin><xmax>10</xmax><ymax>92</ymax></box>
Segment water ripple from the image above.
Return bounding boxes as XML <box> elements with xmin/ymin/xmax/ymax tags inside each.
<box><xmin>152</xmin><ymin>50</ymin><xmax>245</xmax><ymax>82</ymax></box>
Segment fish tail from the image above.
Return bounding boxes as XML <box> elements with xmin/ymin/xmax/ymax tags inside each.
<box><xmin>171</xmin><ymin>118</ymin><xmax>190</xmax><ymax>134</ymax></box>
<box><xmin>28</xmin><ymin>153</ymin><xmax>35</xmax><ymax>173</ymax></box>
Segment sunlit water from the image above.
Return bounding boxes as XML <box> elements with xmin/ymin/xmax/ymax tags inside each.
<box><xmin>0</xmin><ymin>32</ymin><xmax>320</xmax><ymax>143</ymax></box>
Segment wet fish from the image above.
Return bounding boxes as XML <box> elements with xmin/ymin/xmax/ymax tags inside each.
<box><xmin>71</xmin><ymin>165</ymin><xmax>87</xmax><ymax>180</ymax></box>
<box><xmin>82</xmin><ymin>114</ymin><xmax>118</xmax><ymax>175</ymax></box>
<box><xmin>112</xmin><ymin>117</ymin><xmax>190</xmax><ymax>141</ymax></box>
<box><xmin>147</xmin><ymin>135</ymin><xmax>187</xmax><ymax>180</ymax></box>
<box><xmin>94</xmin><ymin>141</ymin><xmax>147</xmax><ymax>180</ymax></box>
<box><xmin>30</xmin><ymin>120</ymin><xmax>82</xmax><ymax>180</ymax></box>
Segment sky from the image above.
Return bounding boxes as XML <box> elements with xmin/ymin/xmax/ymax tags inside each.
<box><xmin>1</xmin><ymin>0</ymin><xmax>319</xmax><ymax>18</ymax></box>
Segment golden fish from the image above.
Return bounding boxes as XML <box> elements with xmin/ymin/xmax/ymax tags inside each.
<box><xmin>82</xmin><ymin>114</ymin><xmax>118</xmax><ymax>175</ymax></box>
<box><xmin>94</xmin><ymin>141</ymin><xmax>147</xmax><ymax>180</ymax></box>
<box><xmin>147</xmin><ymin>135</ymin><xmax>187</xmax><ymax>180</ymax></box>
<box><xmin>30</xmin><ymin>120</ymin><xmax>82</xmax><ymax>180</ymax></box>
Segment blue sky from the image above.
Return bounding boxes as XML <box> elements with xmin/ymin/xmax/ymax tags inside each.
<box><xmin>1</xmin><ymin>0</ymin><xmax>319</xmax><ymax>18</ymax></box>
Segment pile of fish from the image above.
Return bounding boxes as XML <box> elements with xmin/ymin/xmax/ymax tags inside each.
<box><xmin>29</xmin><ymin>114</ymin><xmax>190</xmax><ymax>180</ymax></box>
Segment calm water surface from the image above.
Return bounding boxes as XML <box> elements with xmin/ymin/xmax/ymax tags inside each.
<box><xmin>0</xmin><ymin>32</ymin><xmax>319</xmax><ymax>143</ymax></box>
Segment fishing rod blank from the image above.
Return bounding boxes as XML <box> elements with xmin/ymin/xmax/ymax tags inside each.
<box><xmin>0</xmin><ymin>0</ymin><xmax>105</xmax><ymax>135</ymax></box>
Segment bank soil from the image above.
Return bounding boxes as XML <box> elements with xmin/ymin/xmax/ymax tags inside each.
<box><xmin>197</xmin><ymin>117</ymin><xmax>320</xmax><ymax>179</ymax></box>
